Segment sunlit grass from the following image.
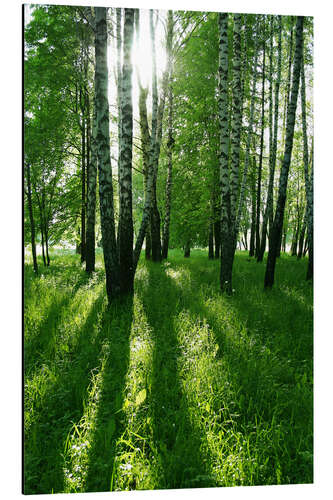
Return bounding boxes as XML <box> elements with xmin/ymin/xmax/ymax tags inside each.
<box><xmin>24</xmin><ymin>249</ymin><xmax>313</xmax><ymax>493</ymax></box>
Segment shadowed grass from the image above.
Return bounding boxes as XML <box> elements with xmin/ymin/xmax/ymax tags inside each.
<box><xmin>159</xmin><ymin>250</ymin><xmax>313</xmax><ymax>485</ymax></box>
<box><xmin>136</xmin><ymin>262</ymin><xmax>214</xmax><ymax>489</ymax></box>
<box><xmin>24</xmin><ymin>249</ymin><xmax>313</xmax><ymax>493</ymax></box>
<box><xmin>24</xmin><ymin>253</ymin><xmax>108</xmax><ymax>493</ymax></box>
<box><xmin>83</xmin><ymin>295</ymin><xmax>134</xmax><ymax>492</ymax></box>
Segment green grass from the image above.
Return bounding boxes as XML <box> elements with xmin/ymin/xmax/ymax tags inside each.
<box><xmin>24</xmin><ymin>249</ymin><xmax>313</xmax><ymax>493</ymax></box>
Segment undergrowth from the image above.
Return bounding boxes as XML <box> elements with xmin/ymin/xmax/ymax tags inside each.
<box><xmin>24</xmin><ymin>249</ymin><xmax>313</xmax><ymax>493</ymax></box>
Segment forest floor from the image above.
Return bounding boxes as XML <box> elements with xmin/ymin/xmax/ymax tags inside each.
<box><xmin>24</xmin><ymin>249</ymin><xmax>313</xmax><ymax>494</ymax></box>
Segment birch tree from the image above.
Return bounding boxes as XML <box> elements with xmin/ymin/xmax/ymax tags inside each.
<box><xmin>116</xmin><ymin>8</ymin><xmax>122</xmax><ymax>192</ymax></box>
<box><xmin>117</xmin><ymin>8</ymin><xmax>135</xmax><ymax>293</ymax></box>
<box><xmin>264</xmin><ymin>16</ymin><xmax>304</xmax><ymax>288</ymax></box>
<box><xmin>218</xmin><ymin>12</ymin><xmax>233</xmax><ymax>294</ymax></box>
<box><xmin>25</xmin><ymin>163</ymin><xmax>38</xmax><ymax>274</ymax></box>
<box><xmin>257</xmin><ymin>16</ymin><xmax>282</xmax><ymax>262</ymax></box>
<box><xmin>161</xmin><ymin>10</ymin><xmax>174</xmax><ymax>260</ymax></box>
<box><xmin>135</xmin><ymin>83</ymin><xmax>152</xmax><ymax>263</ymax></box>
<box><xmin>235</xmin><ymin>16</ymin><xmax>259</xmax><ymax>244</ymax></box>
<box><xmin>300</xmin><ymin>47</ymin><xmax>313</xmax><ymax>280</ymax></box>
<box><xmin>229</xmin><ymin>14</ymin><xmax>243</xmax><ymax>223</ymax></box>
<box><xmin>132</xmin><ymin>12</ymin><xmax>158</xmax><ymax>270</ymax></box>
<box><xmin>218</xmin><ymin>13</ymin><xmax>243</xmax><ymax>293</ymax></box>
<box><xmin>95</xmin><ymin>7</ymin><xmax>119</xmax><ymax>300</ymax></box>
<box><xmin>149</xmin><ymin>9</ymin><xmax>162</xmax><ymax>262</ymax></box>
<box><xmin>306</xmin><ymin>147</ymin><xmax>313</xmax><ymax>280</ymax></box>
<box><xmin>85</xmin><ymin>94</ymin><xmax>97</xmax><ymax>273</ymax></box>
<box><xmin>255</xmin><ymin>19</ymin><xmax>266</xmax><ymax>258</ymax></box>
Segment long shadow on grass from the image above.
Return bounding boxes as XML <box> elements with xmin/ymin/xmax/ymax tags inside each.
<box><xmin>169</xmin><ymin>255</ymin><xmax>312</xmax><ymax>364</ymax></box>
<box><xmin>166</xmin><ymin>255</ymin><xmax>313</xmax><ymax>485</ymax></box>
<box><xmin>24</xmin><ymin>268</ymin><xmax>102</xmax><ymax>379</ymax></box>
<box><xmin>84</xmin><ymin>295</ymin><xmax>134</xmax><ymax>493</ymax></box>
<box><xmin>174</xmin><ymin>253</ymin><xmax>313</xmax><ymax>381</ymax></box>
<box><xmin>137</xmin><ymin>262</ymin><xmax>213</xmax><ymax>489</ymax></box>
<box><xmin>24</xmin><ymin>287</ymin><xmax>109</xmax><ymax>494</ymax></box>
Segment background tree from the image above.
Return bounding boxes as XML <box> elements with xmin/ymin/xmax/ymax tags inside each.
<box><xmin>161</xmin><ymin>10</ymin><xmax>175</xmax><ymax>260</ymax></box>
<box><xmin>264</xmin><ymin>16</ymin><xmax>304</xmax><ymax>288</ymax></box>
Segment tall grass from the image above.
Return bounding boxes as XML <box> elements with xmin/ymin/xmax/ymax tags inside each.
<box><xmin>24</xmin><ymin>249</ymin><xmax>313</xmax><ymax>493</ymax></box>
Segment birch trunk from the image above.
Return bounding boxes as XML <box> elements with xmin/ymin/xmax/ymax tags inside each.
<box><xmin>208</xmin><ymin>220</ymin><xmax>214</xmax><ymax>260</ymax></box>
<box><xmin>282</xmin><ymin>228</ymin><xmax>287</xmax><ymax>253</ymax></box>
<box><xmin>244</xmin><ymin>229</ymin><xmax>249</xmax><ymax>251</ymax></box>
<box><xmin>297</xmin><ymin>213</ymin><xmax>307</xmax><ymax>259</ymax></box>
<box><xmin>40</xmin><ymin>189</ymin><xmax>50</xmax><ymax>266</ymax></box>
<box><xmin>85</xmin><ymin>93</ymin><xmax>97</xmax><ymax>273</ymax></box>
<box><xmin>303</xmin><ymin>235</ymin><xmax>308</xmax><ymax>257</ymax></box>
<box><xmin>255</xmin><ymin>21</ymin><xmax>266</xmax><ymax>259</ymax></box>
<box><xmin>95</xmin><ymin>7</ymin><xmax>119</xmax><ymax>301</ymax></box>
<box><xmin>161</xmin><ymin>11</ymin><xmax>174</xmax><ymax>260</ymax></box>
<box><xmin>258</xmin><ymin>16</ymin><xmax>276</xmax><ymax>262</ymax></box>
<box><xmin>150</xmin><ymin>89</ymin><xmax>165</xmax><ymax>262</ymax></box>
<box><xmin>264</xmin><ymin>16</ymin><xmax>304</xmax><ymax>288</ymax></box>
<box><xmin>40</xmin><ymin>220</ymin><xmax>46</xmax><ymax>266</ymax></box>
<box><xmin>133</xmin><ymin>10</ymin><xmax>152</xmax><ymax>262</ymax></box>
<box><xmin>80</xmin><ymin>99</ymin><xmax>86</xmax><ymax>263</ymax></box>
<box><xmin>235</xmin><ymin>17</ymin><xmax>258</xmax><ymax>243</ymax></box>
<box><xmin>116</xmin><ymin>8</ymin><xmax>122</xmax><ymax>241</ymax></box>
<box><xmin>291</xmin><ymin>219</ymin><xmax>300</xmax><ymax>256</ymax></box>
<box><xmin>282</xmin><ymin>18</ymin><xmax>294</xmax><ymax>153</ymax></box>
<box><xmin>150</xmin><ymin>11</ymin><xmax>167</xmax><ymax>263</ymax></box>
<box><xmin>116</xmin><ymin>9</ymin><xmax>122</xmax><ymax>123</ymax></box>
<box><xmin>229</xmin><ymin>14</ymin><xmax>243</xmax><ymax>225</ymax></box>
<box><xmin>277</xmin><ymin>223</ymin><xmax>283</xmax><ymax>256</ymax></box>
<box><xmin>86</xmin><ymin>89</ymin><xmax>91</xmax><ymax>216</ymax></box>
<box><xmin>26</xmin><ymin>163</ymin><xmax>38</xmax><ymax>274</ymax></box>
<box><xmin>218</xmin><ymin>13</ymin><xmax>233</xmax><ymax>294</ymax></box>
<box><xmin>306</xmin><ymin>146</ymin><xmax>313</xmax><ymax>280</ymax></box>
<box><xmin>268</xmin><ymin>16</ymin><xmax>282</xmax><ymax>235</ymax></box>
<box><xmin>118</xmin><ymin>8</ymin><xmax>135</xmax><ymax>294</ymax></box>
<box><xmin>149</xmin><ymin>9</ymin><xmax>159</xmax><ymax>260</ymax></box>
<box><xmin>133</xmin><ymin>10</ymin><xmax>159</xmax><ymax>270</ymax></box>
<box><xmin>214</xmin><ymin>219</ymin><xmax>221</xmax><ymax>259</ymax></box>
<box><xmin>301</xmin><ymin>53</ymin><xmax>313</xmax><ymax>280</ymax></box>
<box><xmin>45</xmin><ymin>224</ymin><xmax>50</xmax><ymax>266</ymax></box>
<box><xmin>161</xmin><ymin>111</ymin><xmax>173</xmax><ymax>259</ymax></box>
<box><xmin>151</xmin><ymin>68</ymin><xmax>168</xmax><ymax>262</ymax></box>
<box><xmin>249</xmin><ymin>158</ymin><xmax>256</xmax><ymax>257</ymax></box>
<box><xmin>116</xmin><ymin>8</ymin><xmax>122</xmax><ymax>199</ymax></box>
<box><xmin>134</xmin><ymin>84</ymin><xmax>152</xmax><ymax>265</ymax></box>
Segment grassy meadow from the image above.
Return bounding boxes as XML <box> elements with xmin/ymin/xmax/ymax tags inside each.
<box><xmin>24</xmin><ymin>249</ymin><xmax>313</xmax><ymax>494</ymax></box>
